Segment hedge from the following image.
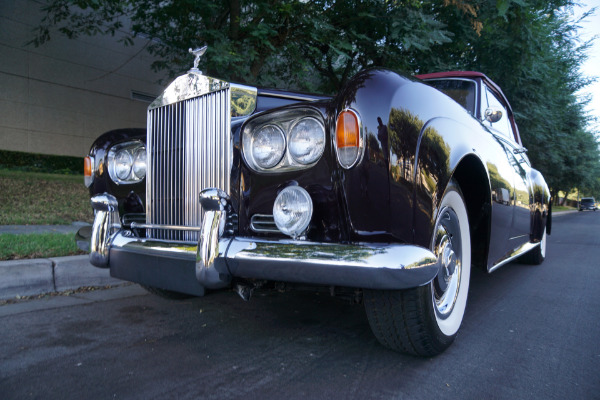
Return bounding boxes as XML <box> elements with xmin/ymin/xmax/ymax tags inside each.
<box><xmin>0</xmin><ymin>150</ymin><xmax>83</xmax><ymax>175</ymax></box>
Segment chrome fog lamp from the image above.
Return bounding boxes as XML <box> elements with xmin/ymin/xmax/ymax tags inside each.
<box><xmin>289</xmin><ymin>117</ymin><xmax>325</xmax><ymax>164</ymax></box>
<box><xmin>273</xmin><ymin>186</ymin><xmax>313</xmax><ymax>239</ymax></box>
<box><xmin>251</xmin><ymin>124</ymin><xmax>286</xmax><ymax>169</ymax></box>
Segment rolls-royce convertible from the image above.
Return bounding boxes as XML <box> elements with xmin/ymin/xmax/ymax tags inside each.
<box><xmin>79</xmin><ymin>53</ymin><xmax>551</xmax><ymax>356</ymax></box>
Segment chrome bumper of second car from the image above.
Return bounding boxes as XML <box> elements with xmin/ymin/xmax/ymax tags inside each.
<box><xmin>88</xmin><ymin>191</ymin><xmax>441</xmax><ymax>293</ymax></box>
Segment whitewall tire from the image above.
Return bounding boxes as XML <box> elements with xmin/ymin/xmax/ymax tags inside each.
<box><xmin>364</xmin><ymin>180</ymin><xmax>471</xmax><ymax>356</ymax></box>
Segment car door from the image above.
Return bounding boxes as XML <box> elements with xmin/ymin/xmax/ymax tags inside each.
<box><xmin>481</xmin><ymin>85</ymin><xmax>532</xmax><ymax>263</ymax></box>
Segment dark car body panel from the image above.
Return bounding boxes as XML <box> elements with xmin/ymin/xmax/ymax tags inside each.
<box><xmin>86</xmin><ymin>68</ymin><xmax>550</xmax><ymax>283</ymax></box>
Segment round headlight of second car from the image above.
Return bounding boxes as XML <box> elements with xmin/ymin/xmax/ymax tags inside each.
<box><xmin>251</xmin><ymin>124</ymin><xmax>286</xmax><ymax>169</ymax></box>
<box><xmin>289</xmin><ymin>117</ymin><xmax>325</xmax><ymax>164</ymax></box>
<box><xmin>115</xmin><ymin>149</ymin><xmax>133</xmax><ymax>181</ymax></box>
<box><xmin>132</xmin><ymin>147</ymin><xmax>147</xmax><ymax>179</ymax></box>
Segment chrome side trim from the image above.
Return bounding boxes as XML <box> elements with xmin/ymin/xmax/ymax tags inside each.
<box><xmin>250</xmin><ymin>214</ymin><xmax>279</xmax><ymax>233</ymax></box>
<box><xmin>90</xmin><ymin>194</ymin><xmax>120</xmax><ymax>268</ymax></box>
<box><xmin>489</xmin><ymin>241</ymin><xmax>540</xmax><ymax>273</ymax></box>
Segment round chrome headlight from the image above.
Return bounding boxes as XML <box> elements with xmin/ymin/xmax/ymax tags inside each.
<box><xmin>114</xmin><ymin>149</ymin><xmax>133</xmax><ymax>181</ymax></box>
<box><xmin>251</xmin><ymin>124</ymin><xmax>286</xmax><ymax>169</ymax></box>
<box><xmin>273</xmin><ymin>186</ymin><xmax>313</xmax><ymax>238</ymax></box>
<box><xmin>107</xmin><ymin>141</ymin><xmax>146</xmax><ymax>184</ymax></box>
<box><xmin>289</xmin><ymin>117</ymin><xmax>325</xmax><ymax>164</ymax></box>
<box><xmin>132</xmin><ymin>147</ymin><xmax>147</xmax><ymax>179</ymax></box>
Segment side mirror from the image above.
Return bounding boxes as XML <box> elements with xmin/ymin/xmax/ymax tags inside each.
<box><xmin>484</xmin><ymin>108</ymin><xmax>503</xmax><ymax>123</ymax></box>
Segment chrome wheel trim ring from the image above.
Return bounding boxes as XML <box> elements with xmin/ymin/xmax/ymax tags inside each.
<box><xmin>432</xmin><ymin>208</ymin><xmax>462</xmax><ymax>319</ymax></box>
<box><xmin>540</xmin><ymin>228</ymin><xmax>547</xmax><ymax>258</ymax></box>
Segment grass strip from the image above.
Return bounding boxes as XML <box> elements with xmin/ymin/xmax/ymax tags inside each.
<box><xmin>0</xmin><ymin>233</ymin><xmax>86</xmax><ymax>260</ymax></box>
<box><xmin>0</xmin><ymin>169</ymin><xmax>93</xmax><ymax>225</ymax></box>
<box><xmin>553</xmin><ymin>206</ymin><xmax>576</xmax><ymax>212</ymax></box>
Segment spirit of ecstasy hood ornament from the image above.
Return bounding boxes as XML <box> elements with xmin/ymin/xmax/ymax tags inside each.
<box><xmin>189</xmin><ymin>46</ymin><xmax>207</xmax><ymax>72</ymax></box>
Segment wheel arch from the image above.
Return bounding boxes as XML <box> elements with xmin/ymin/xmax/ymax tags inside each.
<box><xmin>412</xmin><ymin>114</ymin><xmax>493</xmax><ymax>271</ymax></box>
<box><xmin>451</xmin><ymin>154</ymin><xmax>492</xmax><ymax>271</ymax></box>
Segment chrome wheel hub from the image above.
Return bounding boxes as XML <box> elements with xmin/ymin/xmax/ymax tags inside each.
<box><xmin>432</xmin><ymin>208</ymin><xmax>462</xmax><ymax>318</ymax></box>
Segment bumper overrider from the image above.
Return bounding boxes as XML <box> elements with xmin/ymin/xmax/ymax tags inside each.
<box><xmin>89</xmin><ymin>189</ymin><xmax>441</xmax><ymax>296</ymax></box>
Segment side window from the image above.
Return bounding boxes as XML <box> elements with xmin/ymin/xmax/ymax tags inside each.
<box><xmin>425</xmin><ymin>79</ymin><xmax>477</xmax><ymax>116</ymax></box>
<box><xmin>482</xmin><ymin>86</ymin><xmax>514</xmax><ymax>141</ymax></box>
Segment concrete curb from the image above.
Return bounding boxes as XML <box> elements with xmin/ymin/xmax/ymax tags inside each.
<box><xmin>0</xmin><ymin>255</ymin><xmax>123</xmax><ymax>300</ymax></box>
<box><xmin>553</xmin><ymin>210</ymin><xmax>578</xmax><ymax>216</ymax></box>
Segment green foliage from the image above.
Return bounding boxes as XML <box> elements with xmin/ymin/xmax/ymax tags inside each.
<box><xmin>30</xmin><ymin>0</ymin><xmax>599</xmax><ymax>196</ymax></box>
<box><xmin>31</xmin><ymin>0</ymin><xmax>454</xmax><ymax>93</ymax></box>
<box><xmin>0</xmin><ymin>150</ymin><xmax>83</xmax><ymax>175</ymax></box>
<box><xmin>0</xmin><ymin>233</ymin><xmax>85</xmax><ymax>260</ymax></box>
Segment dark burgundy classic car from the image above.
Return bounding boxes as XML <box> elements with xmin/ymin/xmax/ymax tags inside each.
<box><xmin>80</xmin><ymin>54</ymin><xmax>551</xmax><ymax>356</ymax></box>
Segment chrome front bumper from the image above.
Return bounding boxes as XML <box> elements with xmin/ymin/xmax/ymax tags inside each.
<box><xmin>89</xmin><ymin>190</ymin><xmax>441</xmax><ymax>296</ymax></box>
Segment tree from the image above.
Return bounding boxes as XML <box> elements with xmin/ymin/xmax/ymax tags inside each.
<box><xmin>31</xmin><ymin>0</ymin><xmax>459</xmax><ymax>93</ymax></box>
<box><xmin>31</xmin><ymin>0</ymin><xmax>599</xmax><ymax>193</ymax></box>
<box><xmin>419</xmin><ymin>0</ymin><xmax>599</xmax><ymax>195</ymax></box>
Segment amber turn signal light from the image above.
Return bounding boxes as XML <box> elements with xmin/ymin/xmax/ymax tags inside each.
<box><xmin>336</xmin><ymin>111</ymin><xmax>359</xmax><ymax>149</ymax></box>
<box><xmin>335</xmin><ymin>110</ymin><xmax>362</xmax><ymax>168</ymax></box>
<box><xmin>84</xmin><ymin>156</ymin><xmax>94</xmax><ymax>187</ymax></box>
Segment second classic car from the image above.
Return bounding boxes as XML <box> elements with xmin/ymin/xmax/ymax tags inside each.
<box><xmin>80</xmin><ymin>52</ymin><xmax>551</xmax><ymax>356</ymax></box>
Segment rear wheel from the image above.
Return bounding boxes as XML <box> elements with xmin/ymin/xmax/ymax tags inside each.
<box><xmin>364</xmin><ymin>181</ymin><xmax>471</xmax><ymax>356</ymax></box>
<box><xmin>521</xmin><ymin>227</ymin><xmax>546</xmax><ymax>265</ymax></box>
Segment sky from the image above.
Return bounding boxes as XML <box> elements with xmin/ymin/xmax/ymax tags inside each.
<box><xmin>573</xmin><ymin>1</ymin><xmax>600</xmax><ymax>134</ymax></box>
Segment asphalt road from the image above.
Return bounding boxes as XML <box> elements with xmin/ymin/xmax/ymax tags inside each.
<box><xmin>1</xmin><ymin>211</ymin><xmax>598</xmax><ymax>400</ymax></box>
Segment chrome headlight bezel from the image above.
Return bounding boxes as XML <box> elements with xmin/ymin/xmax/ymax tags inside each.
<box><xmin>107</xmin><ymin>141</ymin><xmax>146</xmax><ymax>184</ymax></box>
<box><xmin>242</xmin><ymin>108</ymin><xmax>326</xmax><ymax>173</ymax></box>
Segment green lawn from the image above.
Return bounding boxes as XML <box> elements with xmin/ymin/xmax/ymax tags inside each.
<box><xmin>553</xmin><ymin>205</ymin><xmax>576</xmax><ymax>212</ymax></box>
<box><xmin>0</xmin><ymin>169</ymin><xmax>93</xmax><ymax>260</ymax></box>
<box><xmin>0</xmin><ymin>169</ymin><xmax>93</xmax><ymax>225</ymax></box>
<box><xmin>0</xmin><ymin>233</ymin><xmax>86</xmax><ymax>260</ymax></box>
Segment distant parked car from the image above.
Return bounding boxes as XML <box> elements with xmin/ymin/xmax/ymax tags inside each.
<box><xmin>579</xmin><ymin>197</ymin><xmax>597</xmax><ymax>211</ymax></box>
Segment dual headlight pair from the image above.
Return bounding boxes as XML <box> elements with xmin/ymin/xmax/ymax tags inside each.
<box><xmin>242</xmin><ymin>109</ymin><xmax>326</xmax><ymax>172</ymax></box>
<box><xmin>107</xmin><ymin>141</ymin><xmax>146</xmax><ymax>184</ymax></box>
<box><xmin>243</xmin><ymin>107</ymin><xmax>363</xmax><ymax>172</ymax></box>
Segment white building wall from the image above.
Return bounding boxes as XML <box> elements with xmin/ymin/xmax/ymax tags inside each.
<box><xmin>0</xmin><ymin>0</ymin><xmax>169</xmax><ymax>157</ymax></box>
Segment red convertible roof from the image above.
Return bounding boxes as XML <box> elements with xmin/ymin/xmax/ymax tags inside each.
<box><xmin>416</xmin><ymin>71</ymin><xmax>487</xmax><ymax>80</ymax></box>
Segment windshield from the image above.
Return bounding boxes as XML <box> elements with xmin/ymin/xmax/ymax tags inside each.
<box><xmin>424</xmin><ymin>79</ymin><xmax>476</xmax><ymax>115</ymax></box>
<box><xmin>581</xmin><ymin>198</ymin><xmax>595</xmax><ymax>204</ymax></box>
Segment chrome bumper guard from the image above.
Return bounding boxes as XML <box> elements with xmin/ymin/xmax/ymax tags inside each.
<box><xmin>89</xmin><ymin>190</ymin><xmax>441</xmax><ymax>294</ymax></box>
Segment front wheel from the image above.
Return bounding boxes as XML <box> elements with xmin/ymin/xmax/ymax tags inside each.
<box><xmin>364</xmin><ymin>181</ymin><xmax>471</xmax><ymax>356</ymax></box>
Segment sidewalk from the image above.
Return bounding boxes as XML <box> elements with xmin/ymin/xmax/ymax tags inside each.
<box><xmin>0</xmin><ymin>255</ymin><xmax>123</xmax><ymax>300</ymax></box>
<box><xmin>0</xmin><ymin>223</ymin><xmax>123</xmax><ymax>301</ymax></box>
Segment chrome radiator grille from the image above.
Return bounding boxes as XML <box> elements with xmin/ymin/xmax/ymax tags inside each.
<box><xmin>146</xmin><ymin>88</ymin><xmax>232</xmax><ymax>242</ymax></box>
